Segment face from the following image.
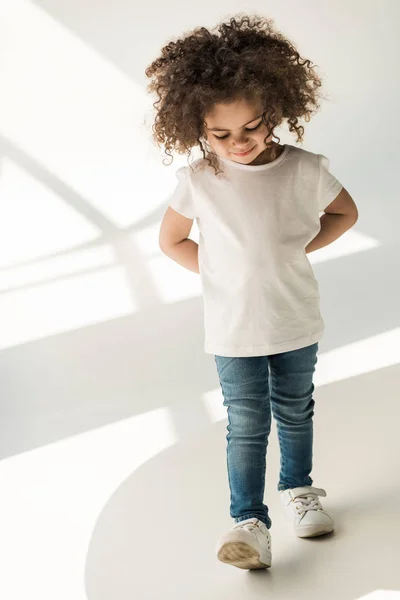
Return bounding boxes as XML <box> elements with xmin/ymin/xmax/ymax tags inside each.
<box><xmin>204</xmin><ymin>97</ymin><xmax>274</xmax><ymax>164</ymax></box>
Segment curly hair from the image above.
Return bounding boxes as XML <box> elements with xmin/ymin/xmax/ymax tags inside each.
<box><xmin>145</xmin><ymin>13</ymin><xmax>325</xmax><ymax>175</ymax></box>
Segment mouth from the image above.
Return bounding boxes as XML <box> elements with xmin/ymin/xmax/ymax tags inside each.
<box><xmin>232</xmin><ymin>146</ymin><xmax>255</xmax><ymax>157</ymax></box>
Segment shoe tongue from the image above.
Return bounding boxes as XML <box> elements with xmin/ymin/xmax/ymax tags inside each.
<box><xmin>238</xmin><ymin>517</ymin><xmax>259</xmax><ymax>526</ymax></box>
<box><xmin>247</xmin><ymin>518</ymin><xmax>259</xmax><ymax>523</ymax></box>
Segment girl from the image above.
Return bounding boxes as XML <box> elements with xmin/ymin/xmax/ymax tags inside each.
<box><xmin>146</xmin><ymin>14</ymin><xmax>358</xmax><ymax>571</ymax></box>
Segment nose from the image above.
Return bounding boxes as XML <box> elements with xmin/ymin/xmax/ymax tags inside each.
<box><xmin>232</xmin><ymin>132</ymin><xmax>251</xmax><ymax>149</ymax></box>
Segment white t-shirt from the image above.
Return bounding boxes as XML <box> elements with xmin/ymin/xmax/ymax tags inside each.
<box><xmin>167</xmin><ymin>144</ymin><xmax>343</xmax><ymax>357</ymax></box>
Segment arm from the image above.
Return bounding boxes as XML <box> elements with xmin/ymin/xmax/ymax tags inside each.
<box><xmin>162</xmin><ymin>238</ymin><xmax>199</xmax><ymax>274</ymax></box>
<box><xmin>159</xmin><ymin>207</ymin><xmax>200</xmax><ymax>273</ymax></box>
<box><xmin>305</xmin><ymin>187</ymin><xmax>359</xmax><ymax>254</ymax></box>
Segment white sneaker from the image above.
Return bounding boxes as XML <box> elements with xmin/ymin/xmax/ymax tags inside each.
<box><xmin>216</xmin><ymin>518</ymin><xmax>272</xmax><ymax>570</ymax></box>
<box><xmin>280</xmin><ymin>486</ymin><xmax>334</xmax><ymax>538</ymax></box>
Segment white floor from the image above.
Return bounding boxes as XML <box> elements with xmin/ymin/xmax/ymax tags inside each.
<box><xmin>0</xmin><ymin>304</ymin><xmax>399</xmax><ymax>599</ymax></box>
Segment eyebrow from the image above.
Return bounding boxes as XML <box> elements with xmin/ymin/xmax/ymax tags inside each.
<box><xmin>207</xmin><ymin>113</ymin><xmax>264</xmax><ymax>132</ymax></box>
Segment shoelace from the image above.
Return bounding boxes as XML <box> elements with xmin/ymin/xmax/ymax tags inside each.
<box><xmin>292</xmin><ymin>494</ymin><xmax>322</xmax><ymax>516</ymax></box>
<box><xmin>233</xmin><ymin>520</ymin><xmax>270</xmax><ymax>548</ymax></box>
<box><xmin>234</xmin><ymin>520</ymin><xmax>264</xmax><ymax>533</ymax></box>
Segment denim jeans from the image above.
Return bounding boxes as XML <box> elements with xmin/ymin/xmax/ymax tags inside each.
<box><xmin>214</xmin><ymin>342</ymin><xmax>319</xmax><ymax>530</ymax></box>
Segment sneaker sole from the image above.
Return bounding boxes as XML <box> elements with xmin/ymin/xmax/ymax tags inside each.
<box><xmin>295</xmin><ymin>524</ymin><xmax>334</xmax><ymax>538</ymax></box>
<box><xmin>217</xmin><ymin>541</ymin><xmax>271</xmax><ymax>570</ymax></box>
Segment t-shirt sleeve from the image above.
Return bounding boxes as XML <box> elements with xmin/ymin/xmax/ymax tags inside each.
<box><xmin>167</xmin><ymin>166</ymin><xmax>197</xmax><ymax>219</ymax></box>
<box><xmin>318</xmin><ymin>154</ymin><xmax>343</xmax><ymax>212</ymax></box>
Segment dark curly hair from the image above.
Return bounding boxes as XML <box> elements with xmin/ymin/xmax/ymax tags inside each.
<box><xmin>145</xmin><ymin>13</ymin><xmax>325</xmax><ymax>175</ymax></box>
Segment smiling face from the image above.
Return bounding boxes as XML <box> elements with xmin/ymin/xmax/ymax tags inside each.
<box><xmin>203</xmin><ymin>96</ymin><xmax>276</xmax><ymax>165</ymax></box>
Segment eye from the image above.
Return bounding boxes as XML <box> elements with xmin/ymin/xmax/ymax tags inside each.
<box><xmin>246</xmin><ymin>122</ymin><xmax>262</xmax><ymax>132</ymax></box>
<box><xmin>213</xmin><ymin>121</ymin><xmax>262</xmax><ymax>140</ymax></box>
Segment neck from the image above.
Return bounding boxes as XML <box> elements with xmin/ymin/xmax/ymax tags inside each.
<box><xmin>248</xmin><ymin>143</ymin><xmax>283</xmax><ymax>166</ymax></box>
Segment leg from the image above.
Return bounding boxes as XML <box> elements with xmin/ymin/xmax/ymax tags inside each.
<box><xmin>214</xmin><ymin>355</ymin><xmax>272</xmax><ymax>529</ymax></box>
<box><xmin>268</xmin><ymin>343</ymin><xmax>319</xmax><ymax>492</ymax></box>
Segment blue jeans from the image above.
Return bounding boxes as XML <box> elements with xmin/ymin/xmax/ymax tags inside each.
<box><xmin>214</xmin><ymin>342</ymin><xmax>319</xmax><ymax>530</ymax></box>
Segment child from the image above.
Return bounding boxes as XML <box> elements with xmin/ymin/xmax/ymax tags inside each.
<box><xmin>146</xmin><ymin>14</ymin><xmax>358</xmax><ymax>571</ymax></box>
